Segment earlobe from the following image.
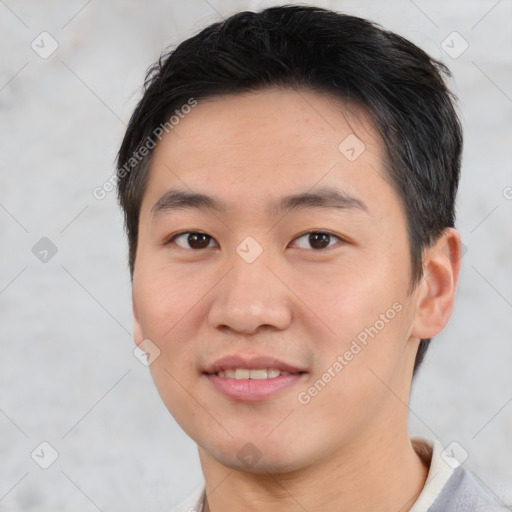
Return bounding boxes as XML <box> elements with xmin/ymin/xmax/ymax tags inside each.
<box><xmin>411</xmin><ymin>228</ymin><xmax>462</xmax><ymax>340</ymax></box>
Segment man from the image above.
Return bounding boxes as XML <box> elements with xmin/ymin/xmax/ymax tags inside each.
<box><xmin>116</xmin><ymin>5</ymin><xmax>508</xmax><ymax>511</ymax></box>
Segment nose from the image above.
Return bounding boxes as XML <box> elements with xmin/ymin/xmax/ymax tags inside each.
<box><xmin>207</xmin><ymin>246</ymin><xmax>293</xmax><ymax>335</ymax></box>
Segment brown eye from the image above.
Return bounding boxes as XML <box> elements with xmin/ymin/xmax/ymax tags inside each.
<box><xmin>170</xmin><ymin>232</ymin><xmax>215</xmax><ymax>250</ymax></box>
<box><xmin>292</xmin><ymin>231</ymin><xmax>341</xmax><ymax>250</ymax></box>
<box><xmin>308</xmin><ymin>233</ymin><xmax>331</xmax><ymax>249</ymax></box>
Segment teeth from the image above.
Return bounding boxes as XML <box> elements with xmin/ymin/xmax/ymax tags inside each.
<box><xmin>215</xmin><ymin>368</ymin><xmax>292</xmax><ymax>379</ymax></box>
<box><xmin>235</xmin><ymin>368</ymin><xmax>250</xmax><ymax>379</ymax></box>
<box><xmin>247</xmin><ymin>369</ymin><xmax>267</xmax><ymax>379</ymax></box>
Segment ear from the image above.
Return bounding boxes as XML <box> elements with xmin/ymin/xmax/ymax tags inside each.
<box><xmin>132</xmin><ymin>290</ymin><xmax>144</xmax><ymax>348</ymax></box>
<box><xmin>411</xmin><ymin>228</ymin><xmax>463</xmax><ymax>340</ymax></box>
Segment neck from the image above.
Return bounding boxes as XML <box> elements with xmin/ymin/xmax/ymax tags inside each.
<box><xmin>199</xmin><ymin>427</ymin><xmax>429</xmax><ymax>512</ymax></box>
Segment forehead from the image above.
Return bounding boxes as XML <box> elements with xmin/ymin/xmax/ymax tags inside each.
<box><xmin>141</xmin><ymin>88</ymin><xmax>395</xmax><ymax>218</ymax></box>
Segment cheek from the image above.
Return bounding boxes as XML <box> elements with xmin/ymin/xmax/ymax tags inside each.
<box><xmin>297</xmin><ymin>302</ymin><xmax>413</xmax><ymax>439</ymax></box>
<box><xmin>295</xmin><ymin>255</ymin><xmax>407</xmax><ymax>337</ymax></box>
<box><xmin>133</xmin><ymin>260</ymin><xmax>206</xmax><ymax>338</ymax></box>
<box><xmin>133</xmin><ymin>268</ymin><xmax>201</xmax><ymax>427</ymax></box>
<box><xmin>132</xmin><ymin>272</ymin><xmax>203</xmax><ymax>412</ymax></box>
<box><xmin>300</xmin><ymin>254</ymin><xmax>413</xmax><ymax>392</ymax></box>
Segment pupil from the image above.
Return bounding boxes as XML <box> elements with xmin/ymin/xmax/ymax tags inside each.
<box><xmin>310</xmin><ymin>233</ymin><xmax>329</xmax><ymax>249</ymax></box>
<box><xmin>190</xmin><ymin>233</ymin><xmax>210</xmax><ymax>249</ymax></box>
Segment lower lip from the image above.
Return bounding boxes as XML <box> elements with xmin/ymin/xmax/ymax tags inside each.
<box><xmin>205</xmin><ymin>373</ymin><xmax>306</xmax><ymax>401</ymax></box>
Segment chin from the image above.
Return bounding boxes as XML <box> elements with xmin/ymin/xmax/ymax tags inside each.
<box><xmin>200</xmin><ymin>438</ymin><xmax>315</xmax><ymax>475</ymax></box>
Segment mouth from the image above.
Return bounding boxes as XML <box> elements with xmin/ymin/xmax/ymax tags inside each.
<box><xmin>213</xmin><ymin>368</ymin><xmax>300</xmax><ymax>379</ymax></box>
<box><xmin>203</xmin><ymin>355</ymin><xmax>307</xmax><ymax>401</ymax></box>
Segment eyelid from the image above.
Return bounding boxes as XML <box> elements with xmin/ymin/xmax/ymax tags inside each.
<box><xmin>162</xmin><ymin>230</ymin><xmax>216</xmax><ymax>249</ymax></box>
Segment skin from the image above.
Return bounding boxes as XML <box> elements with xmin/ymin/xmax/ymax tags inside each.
<box><xmin>132</xmin><ymin>88</ymin><xmax>462</xmax><ymax>512</ymax></box>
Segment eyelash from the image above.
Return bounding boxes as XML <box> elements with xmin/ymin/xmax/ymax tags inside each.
<box><xmin>163</xmin><ymin>230</ymin><xmax>345</xmax><ymax>251</ymax></box>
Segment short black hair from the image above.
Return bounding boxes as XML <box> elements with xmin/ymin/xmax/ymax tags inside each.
<box><xmin>116</xmin><ymin>4</ymin><xmax>463</xmax><ymax>376</ymax></box>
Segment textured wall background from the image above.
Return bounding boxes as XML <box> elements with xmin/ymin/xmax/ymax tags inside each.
<box><xmin>1</xmin><ymin>0</ymin><xmax>511</xmax><ymax>510</ymax></box>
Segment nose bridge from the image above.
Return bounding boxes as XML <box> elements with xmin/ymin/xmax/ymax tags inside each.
<box><xmin>207</xmin><ymin>238</ymin><xmax>292</xmax><ymax>333</ymax></box>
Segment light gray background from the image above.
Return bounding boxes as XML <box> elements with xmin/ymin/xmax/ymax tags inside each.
<box><xmin>1</xmin><ymin>0</ymin><xmax>511</xmax><ymax>510</ymax></box>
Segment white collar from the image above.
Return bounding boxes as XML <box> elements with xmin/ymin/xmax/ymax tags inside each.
<box><xmin>409</xmin><ymin>436</ymin><xmax>457</xmax><ymax>512</ymax></box>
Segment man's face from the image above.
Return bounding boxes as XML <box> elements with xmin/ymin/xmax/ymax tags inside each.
<box><xmin>132</xmin><ymin>89</ymin><xmax>422</xmax><ymax>472</ymax></box>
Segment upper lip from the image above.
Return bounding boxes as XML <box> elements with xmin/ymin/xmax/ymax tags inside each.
<box><xmin>203</xmin><ymin>355</ymin><xmax>307</xmax><ymax>374</ymax></box>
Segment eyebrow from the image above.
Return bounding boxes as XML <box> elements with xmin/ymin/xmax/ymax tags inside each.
<box><xmin>151</xmin><ymin>186</ymin><xmax>369</xmax><ymax>218</ymax></box>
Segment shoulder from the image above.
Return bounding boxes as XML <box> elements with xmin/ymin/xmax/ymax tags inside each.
<box><xmin>429</xmin><ymin>465</ymin><xmax>510</xmax><ymax>511</ymax></box>
<box><xmin>410</xmin><ymin>437</ymin><xmax>510</xmax><ymax>512</ymax></box>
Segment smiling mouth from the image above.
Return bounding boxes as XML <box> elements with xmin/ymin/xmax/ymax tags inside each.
<box><xmin>203</xmin><ymin>355</ymin><xmax>308</xmax><ymax>400</ymax></box>
<box><xmin>205</xmin><ymin>371</ymin><xmax>307</xmax><ymax>401</ymax></box>
<box><xmin>214</xmin><ymin>368</ymin><xmax>305</xmax><ymax>379</ymax></box>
